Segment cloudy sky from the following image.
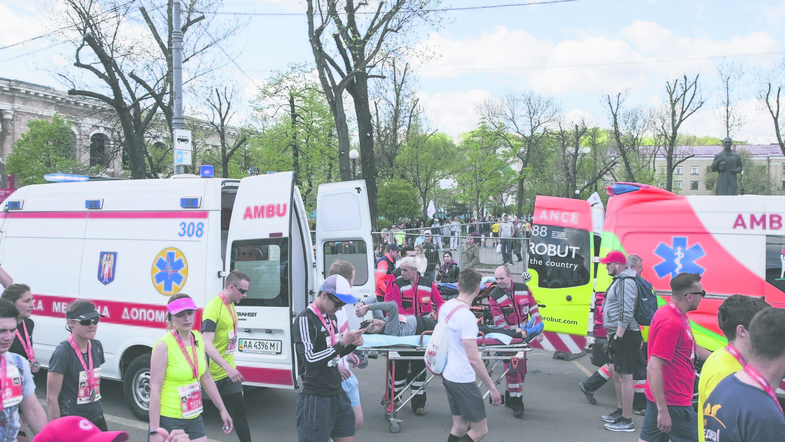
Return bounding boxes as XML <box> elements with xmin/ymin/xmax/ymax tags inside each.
<box><xmin>3</xmin><ymin>0</ymin><xmax>785</xmax><ymax>143</ymax></box>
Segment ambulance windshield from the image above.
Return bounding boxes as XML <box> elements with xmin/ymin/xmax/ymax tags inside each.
<box><xmin>527</xmin><ymin>226</ymin><xmax>591</xmax><ymax>289</ymax></box>
<box><xmin>230</xmin><ymin>238</ymin><xmax>289</xmax><ymax>307</ymax></box>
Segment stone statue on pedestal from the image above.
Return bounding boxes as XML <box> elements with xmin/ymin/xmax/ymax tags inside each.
<box><xmin>711</xmin><ymin>138</ymin><xmax>742</xmax><ymax>195</ymax></box>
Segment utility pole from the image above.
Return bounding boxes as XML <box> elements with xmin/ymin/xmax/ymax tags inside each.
<box><xmin>172</xmin><ymin>0</ymin><xmax>191</xmax><ymax>175</ymax></box>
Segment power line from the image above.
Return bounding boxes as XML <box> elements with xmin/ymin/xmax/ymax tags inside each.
<box><xmin>417</xmin><ymin>51</ymin><xmax>785</xmax><ymax>73</ymax></box>
<box><xmin>204</xmin><ymin>0</ymin><xmax>576</xmax><ymax>16</ymax></box>
<box><xmin>0</xmin><ymin>41</ymin><xmax>69</xmax><ymax>63</ymax></box>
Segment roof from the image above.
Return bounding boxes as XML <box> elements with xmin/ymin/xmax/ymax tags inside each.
<box><xmin>654</xmin><ymin>144</ymin><xmax>785</xmax><ymax>158</ymax></box>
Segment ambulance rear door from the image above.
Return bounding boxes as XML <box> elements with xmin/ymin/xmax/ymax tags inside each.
<box><xmin>227</xmin><ymin>172</ymin><xmax>311</xmax><ymax>389</ymax></box>
<box><xmin>527</xmin><ymin>196</ymin><xmax>593</xmax><ymax>354</ymax></box>
<box><xmin>315</xmin><ymin>180</ymin><xmax>374</xmax><ymax>331</ymax></box>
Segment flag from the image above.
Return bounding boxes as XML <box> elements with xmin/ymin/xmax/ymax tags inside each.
<box><xmin>427</xmin><ymin>200</ymin><xmax>436</xmax><ymax>219</ymax></box>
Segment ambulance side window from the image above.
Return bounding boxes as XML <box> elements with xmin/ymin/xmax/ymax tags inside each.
<box><xmin>528</xmin><ymin>226</ymin><xmax>591</xmax><ymax>288</ymax></box>
<box><xmin>230</xmin><ymin>238</ymin><xmax>289</xmax><ymax>307</ymax></box>
<box><xmin>322</xmin><ymin>240</ymin><xmax>369</xmax><ymax>285</ymax></box>
<box><xmin>765</xmin><ymin>235</ymin><xmax>785</xmax><ymax>293</ymax></box>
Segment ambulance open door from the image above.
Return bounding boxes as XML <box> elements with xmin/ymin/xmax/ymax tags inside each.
<box><xmin>315</xmin><ymin>180</ymin><xmax>374</xmax><ymax>331</ymax></box>
<box><xmin>226</xmin><ymin>171</ymin><xmax>313</xmax><ymax>389</ymax></box>
<box><xmin>527</xmin><ymin>196</ymin><xmax>593</xmax><ymax>354</ymax></box>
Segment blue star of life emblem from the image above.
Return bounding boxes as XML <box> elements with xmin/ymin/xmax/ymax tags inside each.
<box><xmin>653</xmin><ymin>237</ymin><xmax>705</xmax><ymax>278</ymax></box>
<box><xmin>155</xmin><ymin>251</ymin><xmax>186</xmax><ymax>293</ymax></box>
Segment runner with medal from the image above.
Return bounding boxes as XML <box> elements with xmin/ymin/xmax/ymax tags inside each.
<box><xmin>2</xmin><ymin>284</ymin><xmax>38</xmax><ymax>442</ymax></box>
<box><xmin>149</xmin><ymin>294</ymin><xmax>233</xmax><ymax>441</ymax></box>
<box><xmin>46</xmin><ymin>300</ymin><xmax>107</xmax><ymax>430</ymax></box>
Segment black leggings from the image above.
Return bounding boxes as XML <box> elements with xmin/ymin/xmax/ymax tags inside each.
<box><xmin>223</xmin><ymin>391</ymin><xmax>251</xmax><ymax>442</ymax></box>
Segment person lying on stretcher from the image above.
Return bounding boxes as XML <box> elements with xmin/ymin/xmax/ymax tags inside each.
<box><xmin>356</xmin><ymin>300</ymin><xmax>543</xmax><ymax>342</ymax></box>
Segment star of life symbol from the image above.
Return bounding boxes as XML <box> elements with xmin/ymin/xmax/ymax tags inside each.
<box><xmin>152</xmin><ymin>248</ymin><xmax>188</xmax><ymax>295</ymax></box>
<box><xmin>653</xmin><ymin>237</ymin><xmax>705</xmax><ymax>278</ymax></box>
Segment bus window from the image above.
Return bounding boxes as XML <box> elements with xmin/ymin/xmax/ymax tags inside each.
<box><xmin>528</xmin><ymin>225</ymin><xmax>591</xmax><ymax>289</ymax></box>
<box><xmin>230</xmin><ymin>238</ymin><xmax>289</xmax><ymax>307</ymax></box>
<box><xmin>765</xmin><ymin>235</ymin><xmax>785</xmax><ymax>293</ymax></box>
<box><xmin>322</xmin><ymin>240</ymin><xmax>369</xmax><ymax>285</ymax></box>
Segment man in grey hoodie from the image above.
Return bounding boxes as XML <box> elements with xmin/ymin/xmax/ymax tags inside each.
<box><xmin>599</xmin><ymin>251</ymin><xmax>644</xmax><ymax>433</ymax></box>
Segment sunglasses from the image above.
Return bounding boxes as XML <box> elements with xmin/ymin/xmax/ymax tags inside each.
<box><xmin>77</xmin><ymin>317</ymin><xmax>100</xmax><ymax>326</ymax></box>
<box><xmin>687</xmin><ymin>290</ymin><xmax>706</xmax><ymax>298</ymax></box>
<box><xmin>233</xmin><ymin>285</ymin><xmax>248</xmax><ymax>295</ymax></box>
<box><xmin>328</xmin><ymin>294</ymin><xmax>346</xmax><ymax>308</ymax></box>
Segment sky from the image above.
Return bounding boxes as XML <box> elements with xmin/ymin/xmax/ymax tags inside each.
<box><xmin>3</xmin><ymin>0</ymin><xmax>785</xmax><ymax>144</ymax></box>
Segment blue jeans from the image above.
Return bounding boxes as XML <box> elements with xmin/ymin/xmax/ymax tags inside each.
<box><xmin>501</xmin><ymin>238</ymin><xmax>512</xmax><ymax>263</ymax></box>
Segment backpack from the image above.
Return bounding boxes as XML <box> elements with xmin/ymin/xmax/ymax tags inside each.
<box><xmin>618</xmin><ymin>274</ymin><xmax>658</xmax><ymax>326</ymax></box>
<box><xmin>424</xmin><ymin>304</ymin><xmax>468</xmax><ymax>375</ymax></box>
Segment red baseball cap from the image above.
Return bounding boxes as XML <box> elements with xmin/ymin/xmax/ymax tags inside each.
<box><xmin>599</xmin><ymin>251</ymin><xmax>627</xmax><ymax>265</ymax></box>
<box><xmin>34</xmin><ymin>416</ymin><xmax>129</xmax><ymax>442</ymax></box>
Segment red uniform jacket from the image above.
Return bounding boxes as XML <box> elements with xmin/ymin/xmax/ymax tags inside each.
<box><xmin>385</xmin><ymin>274</ymin><xmax>445</xmax><ymax>317</ymax></box>
<box><xmin>487</xmin><ymin>282</ymin><xmax>541</xmax><ymax>329</ymax></box>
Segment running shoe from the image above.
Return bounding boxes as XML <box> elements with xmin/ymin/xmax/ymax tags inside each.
<box><xmin>579</xmin><ymin>382</ymin><xmax>597</xmax><ymax>405</ymax></box>
<box><xmin>601</xmin><ymin>408</ymin><xmax>622</xmax><ymax>423</ymax></box>
<box><xmin>605</xmin><ymin>417</ymin><xmax>635</xmax><ymax>432</ymax></box>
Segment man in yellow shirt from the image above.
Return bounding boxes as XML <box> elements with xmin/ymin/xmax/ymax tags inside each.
<box><xmin>697</xmin><ymin>294</ymin><xmax>770</xmax><ymax>442</ymax></box>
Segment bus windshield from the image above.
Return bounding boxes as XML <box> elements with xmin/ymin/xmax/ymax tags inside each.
<box><xmin>528</xmin><ymin>225</ymin><xmax>591</xmax><ymax>289</ymax></box>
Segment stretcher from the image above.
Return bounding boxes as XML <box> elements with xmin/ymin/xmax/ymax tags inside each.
<box><xmin>357</xmin><ymin>332</ymin><xmax>531</xmax><ymax>433</ymax></box>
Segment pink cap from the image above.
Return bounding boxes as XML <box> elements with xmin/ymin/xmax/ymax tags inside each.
<box><xmin>167</xmin><ymin>297</ymin><xmax>198</xmax><ymax>315</ymax></box>
<box><xmin>34</xmin><ymin>416</ymin><xmax>129</xmax><ymax>442</ymax></box>
<box><xmin>599</xmin><ymin>251</ymin><xmax>627</xmax><ymax>265</ymax></box>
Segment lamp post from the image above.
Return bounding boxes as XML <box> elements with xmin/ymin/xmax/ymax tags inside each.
<box><xmin>349</xmin><ymin>149</ymin><xmax>359</xmax><ymax>180</ymax></box>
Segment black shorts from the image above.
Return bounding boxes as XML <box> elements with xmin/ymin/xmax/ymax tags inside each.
<box><xmin>296</xmin><ymin>393</ymin><xmax>355</xmax><ymax>441</ymax></box>
<box><xmin>442</xmin><ymin>378</ymin><xmax>486</xmax><ymax>423</ymax></box>
<box><xmin>607</xmin><ymin>330</ymin><xmax>644</xmax><ymax>374</ymax></box>
<box><xmin>158</xmin><ymin>415</ymin><xmax>207</xmax><ymax>440</ymax></box>
<box><xmin>215</xmin><ymin>376</ymin><xmax>244</xmax><ymax>396</ymax></box>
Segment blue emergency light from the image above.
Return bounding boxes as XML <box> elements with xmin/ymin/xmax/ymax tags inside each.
<box><xmin>200</xmin><ymin>165</ymin><xmax>214</xmax><ymax>178</ymax></box>
<box><xmin>85</xmin><ymin>199</ymin><xmax>103</xmax><ymax>210</ymax></box>
<box><xmin>44</xmin><ymin>174</ymin><xmax>89</xmax><ymax>183</ymax></box>
<box><xmin>6</xmin><ymin>201</ymin><xmax>22</xmax><ymax>210</ymax></box>
<box><xmin>181</xmin><ymin>198</ymin><xmax>201</xmax><ymax>209</ymax></box>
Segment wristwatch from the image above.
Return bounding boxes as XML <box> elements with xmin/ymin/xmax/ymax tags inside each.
<box><xmin>149</xmin><ymin>430</ymin><xmax>158</xmax><ymax>436</ymax></box>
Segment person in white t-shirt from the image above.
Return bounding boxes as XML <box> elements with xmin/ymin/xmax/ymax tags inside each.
<box><xmin>439</xmin><ymin>269</ymin><xmax>502</xmax><ymax>442</ymax></box>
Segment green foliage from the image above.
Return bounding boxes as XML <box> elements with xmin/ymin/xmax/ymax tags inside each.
<box><xmin>396</xmin><ymin>131</ymin><xmax>458</xmax><ymax>215</ymax></box>
<box><xmin>377</xmin><ymin>179</ymin><xmax>420</xmax><ymax>221</ymax></box>
<box><xmin>454</xmin><ymin>122</ymin><xmax>512</xmax><ymax>216</ymax></box>
<box><xmin>704</xmin><ymin>165</ymin><xmax>717</xmax><ymax>192</ymax></box>
<box><xmin>7</xmin><ymin>115</ymin><xmax>100</xmax><ymax>186</ymax></box>
<box><xmin>737</xmin><ymin>149</ymin><xmax>771</xmax><ymax>195</ymax></box>
<box><xmin>376</xmin><ymin>218</ymin><xmax>393</xmax><ymax>230</ymax></box>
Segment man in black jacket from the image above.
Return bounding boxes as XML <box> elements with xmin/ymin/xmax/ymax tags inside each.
<box><xmin>293</xmin><ymin>275</ymin><xmax>366</xmax><ymax>442</ymax></box>
<box><xmin>422</xmin><ymin>232</ymin><xmax>441</xmax><ymax>280</ymax></box>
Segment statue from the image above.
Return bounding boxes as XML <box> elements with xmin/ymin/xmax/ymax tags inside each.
<box><xmin>711</xmin><ymin>137</ymin><xmax>742</xmax><ymax>195</ymax></box>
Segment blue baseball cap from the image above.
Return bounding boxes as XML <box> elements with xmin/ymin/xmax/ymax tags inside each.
<box><xmin>319</xmin><ymin>274</ymin><xmax>358</xmax><ymax>304</ymax></box>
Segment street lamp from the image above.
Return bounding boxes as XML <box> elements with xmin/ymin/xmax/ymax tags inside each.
<box><xmin>349</xmin><ymin>149</ymin><xmax>359</xmax><ymax>180</ymax></box>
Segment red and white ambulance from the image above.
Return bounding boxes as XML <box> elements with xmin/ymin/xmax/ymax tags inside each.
<box><xmin>0</xmin><ymin>172</ymin><xmax>374</xmax><ymax>419</ymax></box>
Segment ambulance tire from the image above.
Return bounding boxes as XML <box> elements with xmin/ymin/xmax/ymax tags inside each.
<box><xmin>123</xmin><ymin>354</ymin><xmax>152</xmax><ymax>421</ymax></box>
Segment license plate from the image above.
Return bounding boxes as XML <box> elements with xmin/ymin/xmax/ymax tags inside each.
<box><xmin>238</xmin><ymin>338</ymin><xmax>282</xmax><ymax>354</ymax></box>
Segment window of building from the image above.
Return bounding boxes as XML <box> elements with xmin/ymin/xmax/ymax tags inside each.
<box><xmin>675</xmin><ymin>181</ymin><xmax>683</xmax><ymax>190</ymax></box>
<box><xmin>690</xmin><ymin>181</ymin><xmax>699</xmax><ymax>190</ymax></box>
<box><xmin>675</xmin><ymin>166</ymin><xmax>683</xmax><ymax>175</ymax></box>
<box><xmin>691</xmin><ymin>166</ymin><xmax>699</xmax><ymax>175</ymax></box>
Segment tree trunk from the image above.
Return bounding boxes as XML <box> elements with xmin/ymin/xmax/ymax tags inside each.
<box><xmin>289</xmin><ymin>93</ymin><xmax>300</xmax><ymax>186</ymax></box>
<box><xmin>347</xmin><ymin>73</ymin><xmax>379</xmax><ymax>229</ymax></box>
<box><xmin>516</xmin><ymin>175</ymin><xmax>525</xmax><ymax>218</ymax></box>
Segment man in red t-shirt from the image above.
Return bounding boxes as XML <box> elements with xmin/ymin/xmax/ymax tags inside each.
<box><xmin>640</xmin><ymin>273</ymin><xmax>711</xmax><ymax>442</ymax></box>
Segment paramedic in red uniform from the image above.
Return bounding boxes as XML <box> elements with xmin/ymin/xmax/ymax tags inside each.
<box><xmin>487</xmin><ymin>265</ymin><xmax>543</xmax><ymax>418</ymax></box>
<box><xmin>385</xmin><ymin>257</ymin><xmax>445</xmax><ymax>415</ymax></box>
<box><xmin>374</xmin><ymin>243</ymin><xmax>400</xmax><ymax>302</ymax></box>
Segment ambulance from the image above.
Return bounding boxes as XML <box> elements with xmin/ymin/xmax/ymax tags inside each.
<box><xmin>528</xmin><ymin>182</ymin><xmax>785</xmax><ymax>393</ymax></box>
<box><xmin>0</xmin><ymin>171</ymin><xmax>374</xmax><ymax>419</ymax></box>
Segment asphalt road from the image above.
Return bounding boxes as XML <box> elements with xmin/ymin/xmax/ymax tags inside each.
<box><xmin>31</xmin><ymin>349</ymin><xmax>645</xmax><ymax>441</ymax></box>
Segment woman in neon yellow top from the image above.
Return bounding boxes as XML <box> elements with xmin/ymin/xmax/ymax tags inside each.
<box><xmin>149</xmin><ymin>294</ymin><xmax>233</xmax><ymax>442</ymax></box>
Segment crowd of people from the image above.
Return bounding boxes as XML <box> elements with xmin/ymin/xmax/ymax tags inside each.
<box><xmin>577</xmin><ymin>251</ymin><xmax>785</xmax><ymax>441</ymax></box>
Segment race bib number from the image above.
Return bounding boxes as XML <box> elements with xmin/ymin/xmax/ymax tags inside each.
<box><xmin>178</xmin><ymin>382</ymin><xmax>203</xmax><ymax>418</ymax></box>
<box><xmin>2</xmin><ymin>364</ymin><xmax>23</xmax><ymax>408</ymax></box>
<box><xmin>226</xmin><ymin>330</ymin><xmax>237</xmax><ymax>354</ymax></box>
<box><xmin>77</xmin><ymin>367</ymin><xmax>102</xmax><ymax>404</ymax></box>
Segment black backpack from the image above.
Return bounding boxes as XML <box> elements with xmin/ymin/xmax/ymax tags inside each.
<box><xmin>618</xmin><ymin>274</ymin><xmax>658</xmax><ymax>326</ymax></box>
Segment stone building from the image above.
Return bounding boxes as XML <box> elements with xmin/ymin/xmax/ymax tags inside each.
<box><xmin>0</xmin><ymin>77</ymin><xmax>121</xmax><ymax>180</ymax></box>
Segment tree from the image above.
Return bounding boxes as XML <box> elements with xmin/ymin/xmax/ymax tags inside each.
<box><xmin>480</xmin><ymin>91</ymin><xmax>560</xmax><ymax>218</ymax></box>
<box><xmin>759</xmin><ymin>59</ymin><xmax>785</xmax><ymax>158</ymax></box>
<box><xmin>203</xmin><ymin>86</ymin><xmax>248</xmax><ymax>178</ymax></box>
<box><xmin>377</xmin><ymin>179</ymin><xmax>420</xmax><ymax>222</ymax></box>
<box><xmin>57</xmin><ymin>0</ymin><xmax>238</xmax><ymax>178</ymax></box>
<box><xmin>716</xmin><ymin>59</ymin><xmax>746</xmax><ymax>139</ymax></box>
<box><xmin>651</xmin><ymin>74</ymin><xmax>705</xmax><ymax>191</ymax></box>
<box><xmin>605</xmin><ymin>92</ymin><xmax>652</xmax><ymax>182</ymax></box>
<box><xmin>396</xmin><ymin>131</ymin><xmax>456</xmax><ymax>216</ymax></box>
<box><xmin>454</xmin><ymin>122</ymin><xmax>509</xmax><ymax>217</ymax></box>
<box><xmin>553</xmin><ymin>119</ymin><xmax>618</xmax><ymax>198</ymax></box>
<box><xmin>7</xmin><ymin>115</ymin><xmax>100</xmax><ymax>185</ymax></box>
<box><xmin>737</xmin><ymin>148</ymin><xmax>771</xmax><ymax>195</ymax></box>
<box><xmin>305</xmin><ymin>0</ymin><xmax>442</xmax><ymax>228</ymax></box>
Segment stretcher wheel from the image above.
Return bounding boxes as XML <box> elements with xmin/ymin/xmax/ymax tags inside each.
<box><xmin>389</xmin><ymin>421</ymin><xmax>401</xmax><ymax>433</ymax></box>
<box><xmin>385</xmin><ymin>411</ymin><xmax>393</xmax><ymax>420</ymax></box>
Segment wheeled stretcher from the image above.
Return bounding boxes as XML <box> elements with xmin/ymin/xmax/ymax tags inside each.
<box><xmin>357</xmin><ymin>332</ymin><xmax>531</xmax><ymax>433</ymax></box>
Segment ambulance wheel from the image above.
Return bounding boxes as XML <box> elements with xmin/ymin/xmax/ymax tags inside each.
<box><xmin>389</xmin><ymin>422</ymin><xmax>401</xmax><ymax>433</ymax></box>
<box><xmin>123</xmin><ymin>354</ymin><xmax>151</xmax><ymax>421</ymax></box>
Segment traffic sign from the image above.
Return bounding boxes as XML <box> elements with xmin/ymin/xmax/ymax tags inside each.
<box><xmin>173</xmin><ymin>129</ymin><xmax>192</xmax><ymax>152</ymax></box>
<box><xmin>174</xmin><ymin>149</ymin><xmax>192</xmax><ymax>165</ymax></box>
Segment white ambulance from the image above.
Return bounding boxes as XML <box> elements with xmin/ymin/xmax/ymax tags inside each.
<box><xmin>0</xmin><ymin>171</ymin><xmax>374</xmax><ymax>419</ymax></box>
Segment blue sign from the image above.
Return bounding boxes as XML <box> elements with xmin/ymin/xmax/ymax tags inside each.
<box><xmin>97</xmin><ymin>252</ymin><xmax>117</xmax><ymax>285</ymax></box>
<box><xmin>654</xmin><ymin>237</ymin><xmax>705</xmax><ymax>278</ymax></box>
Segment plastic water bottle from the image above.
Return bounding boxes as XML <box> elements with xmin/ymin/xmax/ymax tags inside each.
<box><xmin>355</xmin><ymin>351</ymin><xmax>368</xmax><ymax>369</ymax></box>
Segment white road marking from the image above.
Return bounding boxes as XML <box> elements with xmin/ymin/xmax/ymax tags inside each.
<box><xmin>572</xmin><ymin>359</ymin><xmax>593</xmax><ymax>377</ymax></box>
